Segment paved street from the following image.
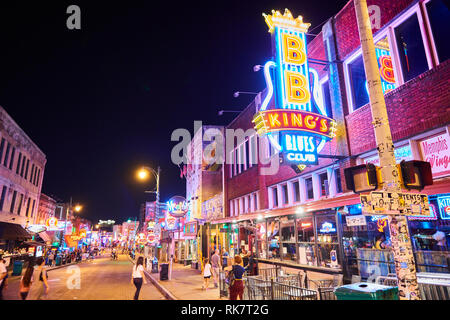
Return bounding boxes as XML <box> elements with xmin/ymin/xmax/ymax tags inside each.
<box><xmin>2</xmin><ymin>254</ymin><xmax>166</xmax><ymax>300</ymax></box>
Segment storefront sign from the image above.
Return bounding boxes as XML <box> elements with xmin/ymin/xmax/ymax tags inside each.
<box><xmin>345</xmin><ymin>215</ymin><xmax>367</xmax><ymax>227</ymax></box>
<box><xmin>165</xmin><ymin>214</ymin><xmax>178</xmax><ymax>230</ymax></box>
<box><xmin>361</xmin><ymin>192</ymin><xmax>430</xmax><ymax>216</ymax></box>
<box><xmin>252</xmin><ymin>9</ymin><xmax>336</xmax><ymax>166</ymax></box>
<box><xmin>27</xmin><ymin>224</ymin><xmax>47</xmax><ymax>233</ymax></box>
<box><xmin>437</xmin><ymin>196</ymin><xmax>450</xmax><ymax>220</ymax></box>
<box><xmin>319</xmin><ymin>222</ymin><xmax>336</xmax><ymax>233</ymax></box>
<box><xmin>167</xmin><ymin>196</ymin><xmax>189</xmax><ymax>218</ymax></box>
<box><xmin>420</xmin><ymin>133</ymin><xmax>450</xmax><ymax>177</ymax></box>
<box><xmin>45</xmin><ymin>217</ymin><xmax>58</xmax><ymax>229</ymax></box>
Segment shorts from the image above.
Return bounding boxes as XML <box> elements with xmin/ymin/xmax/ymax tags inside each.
<box><xmin>204</xmin><ymin>276</ymin><xmax>211</xmax><ymax>279</ymax></box>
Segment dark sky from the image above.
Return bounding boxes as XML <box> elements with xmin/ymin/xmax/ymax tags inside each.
<box><xmin>0</xmin><ymin>0</ymin><xmax>346</xmax><ymax>224</ymax></box>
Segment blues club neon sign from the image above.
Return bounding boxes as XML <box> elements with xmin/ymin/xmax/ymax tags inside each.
<box><xmin>253</xmin><ymin>9</ymin><xmax>336</xmax><ymax>166</ymax></box>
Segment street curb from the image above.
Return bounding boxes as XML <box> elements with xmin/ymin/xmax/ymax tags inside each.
<box><xmin>127</xmin><ymin>256</ymin><xmax>178</xmax><ymax>300</ymax></box>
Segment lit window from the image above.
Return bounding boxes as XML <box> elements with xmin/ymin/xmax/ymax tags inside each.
<box><xmin>426</xmin><ymin>0</ymin><xmax>450</xmax><ymax>63</ymax></box>
<box><xmin>394</xmin><ymin>13</ymin><xmax>429</xmax><ymax>82</ymax></box>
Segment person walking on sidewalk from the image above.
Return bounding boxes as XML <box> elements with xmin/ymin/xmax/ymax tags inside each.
<box><xmin>202</xmin><ymin>258</ymin><xmax>212</xmax><ymax>290</ymax></box>
<box><xmin>28</xmin><ymin>257</ymin><xmax>50</xmax><ymax>300</ymax></box>
<box><xmin>221</xmin><ymin>248</ymin><xmax>229</xmax><ymax>271</ymax></box>
<box><xmin>211</xmin><ymin>249</ymin><xmax>221</xmax><ymax>288</ymax></box>
<box><xmin>0</xmin><ymin>256</ymin><xmax>8</xmax><ymax>300</ymax></box>
<box><xmin>229</xmin><ymin>255</ymin><xmax>246</xmax><ymax>300</ymax></box>
<box><xmin>19</xmin><ymin>263</ymin><xmax>35</xmax><ymax>300</ymax></box>
<box><xmin>131</xmin><ymin>256</ymin><xmax>147</xmax><ymax>300</ymax></box>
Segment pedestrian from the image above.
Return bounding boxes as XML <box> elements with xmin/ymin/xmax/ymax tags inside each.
<box><xmin>48</xmin><ymin>251</ymin><xmax>54</xmax><ymax>267</ymax></box>
<box><xmin>221</xmin><ymin>248</ymin><xmax>229</xmax><ymax>271</ymax></box>
<box><xmin>228</xmin><ymin>255</ymin><xmax>246</xmax><ymax>300</ymax></box>
<box><xmin>28</xmin><ymin>257</ymin><xmax>49</xmax><ymax>300</ymax></box>
<box><xmin>131</xmin><ymin>256</ymin><xmax>147</xmax><ymax>300</ymax></box>
<box><xmin>240</xmin><ymin>248</ymin><xmax>249</xmax><ymax>269</ymax></box>
<box><xmin>19</xmin><ymin>263</ymin><xmax>34</xmax><ymax>300</ymax></box>
<box><xmin>202</xmin><ymin>258</ymin><xmax>212</xmax><ymax>290</ymax></box>
<box><xmin>246</xmin><ymin>251</ymin><xmax>258</xmax><ymax>276</ymax></box>
<box><xmin>211</xmin><ymin>249</ymin><xmax>221</xmax><ymax>288</ymax></box>
<box><xmin>0</xmin><ymin>256</ymin><xmax>8</xmax><ymax>300</ymax></box>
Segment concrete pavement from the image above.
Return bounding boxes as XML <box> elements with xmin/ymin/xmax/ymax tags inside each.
<box><xmin>2</xmin><ymin>254</ymin><xmax>165</xmax><ymax>300</ymax></box>
<box><xmin>138</xmin><ymin>259</ymin><xmax>226</xmax><ymax>300</ymax></box>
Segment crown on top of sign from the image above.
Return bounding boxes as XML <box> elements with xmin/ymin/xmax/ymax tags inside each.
<box><xmin>263</xmin><ymin>9</ymin><xmax>311</xmax><ymax>33</ymax></box>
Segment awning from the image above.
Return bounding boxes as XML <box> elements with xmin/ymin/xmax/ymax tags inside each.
<box><xmin>38</xmin><ymin>231</ymin><xmax>52</xmax><ymax>243</ymax></box>
<box><xmin>0</xmin><ymin>222</ymin><xmax>32</xmax><ymax>241</ymax></box>
<box><xmin>23</xmin><ymin>241</ymin><xmax>46</xmax><ymax>247</ymax></box>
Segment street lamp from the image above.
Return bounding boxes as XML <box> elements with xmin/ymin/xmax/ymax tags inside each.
<box><xmin>136</xmin><ymin>166</ymin><xmax>161</xmax><ymax>262</ymax></box>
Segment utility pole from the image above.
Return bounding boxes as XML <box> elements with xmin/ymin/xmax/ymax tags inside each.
<box><xmin>353</xmin><ymin>0</ymin><xmax>420</xmax><ymax>300</ymax></box>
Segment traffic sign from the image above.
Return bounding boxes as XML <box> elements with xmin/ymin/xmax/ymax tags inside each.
<box><xmin>360</xmin><ymin>191</ymin><xmax>430</xmax><ymax>216</ymax></box>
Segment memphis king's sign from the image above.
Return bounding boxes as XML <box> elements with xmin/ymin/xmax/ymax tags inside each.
<box><xmin>253</xmin><ymin>9</ymin><xmax>336</xmax><ymax>167</ymax></box>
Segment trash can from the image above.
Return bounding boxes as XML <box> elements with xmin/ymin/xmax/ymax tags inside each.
<box><xmin>152</xmin><ymin>261</ymin><xmax>159</xmax><ymax>273</ymax></box>
<box><xmin>12</xmin><ymin>260</ymin><xmax>24</xmax><ymax>276</ymax></box>
<box><xmin>160</xmin><ymin>263</ymin><xmax>169</xmax><ymax>280</ymax></box>
<box><xmin>334</xmin><ymin>282</ymin><xmax>399</xmax><ymax>300</ymax></box>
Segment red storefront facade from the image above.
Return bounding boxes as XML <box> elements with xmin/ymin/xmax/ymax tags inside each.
<box><xmin>211</xmin><ymin>0</ymin><xmax>450</xmax><ymax>282</ymax></box>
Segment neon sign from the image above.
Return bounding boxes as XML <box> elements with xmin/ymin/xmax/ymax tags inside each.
<box><xmin>437</xmin><ymin>196</ymin><xmax>450</xmax><ymax>220</ymax></box>
<box><xmin>166</xmin><ymin>196</ymin><xmax>189</xmax><ymax>218</ymax></box>
<box><xmin>46</xmin><ymin>217</ymin><xmax>58</xmax><ymax>229</ymax></box>
<box><xmin>319</xmin><ymin>222</ymin><xmax>336</xmax><ymax>233</ymax></box>
<box><xmin>253</xmin><ymin>9</ymin><xmax>336</xmax><ymax>166</ymax></box>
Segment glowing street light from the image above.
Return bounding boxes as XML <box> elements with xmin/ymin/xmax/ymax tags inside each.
<box><xmin>74</xmin><ymin>205</ymin><xmax>83</xmax><ymax>212</ymax></box>
<box><xmin>137</xmin><ymin>168</ymin><xmax>150</xmax><ymax>180</ymax></box>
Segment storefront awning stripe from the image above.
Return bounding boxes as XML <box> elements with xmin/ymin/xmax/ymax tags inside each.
<box><xmin>0</xmin><ymin>221</ymin><xmax>32</xmax><ymax>240</ymax></box>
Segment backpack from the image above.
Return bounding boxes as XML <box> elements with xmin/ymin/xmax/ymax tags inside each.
<box><xmin>226</xmin><ymin>266</ymin><xmax>236</xmax><ymax>286</ymax></box>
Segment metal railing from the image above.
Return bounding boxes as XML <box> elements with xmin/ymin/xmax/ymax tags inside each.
<box><xmin>271</xmin><ymin>281</ymin><xmax>318</xmax><ymax>300</ymax></box>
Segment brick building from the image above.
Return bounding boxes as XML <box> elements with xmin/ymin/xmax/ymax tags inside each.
<box><xmin>207</xmin><ymin>0</ymin><xmax>449</xmax><ymax>283</ymax></box>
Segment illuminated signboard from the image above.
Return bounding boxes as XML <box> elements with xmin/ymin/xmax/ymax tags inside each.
<box><xmin>46</xmin><ymin>217</ymin><xmax>58</xmax><ymax>229</ymax></box>
<box><xmin>253</xmin><ymin>9</ymin><xmax>336</xmax><ymax>166</ymax></box>
<box><xmin>437</xmin><ymin>196</ymin><xmax>450</xmax><ymax>220</ymax></box>
<box><xmin>319</xmin><ymin>222</ymin><xmax>336</xmax><ymax>233</ymax></box>
<box><xmin>166</xmin><ymin>196</ymin><xmax>189</xmax><ymax>218</ymax></box>
<box><xmin>184</xmin><ymin>221</ymin><xmax>197</xmax><ymax>236</ymax></box>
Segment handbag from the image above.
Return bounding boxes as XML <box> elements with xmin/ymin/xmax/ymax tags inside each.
<box><xmin>226</xmin><ymin>266</ymin><xmax>236</xmax><ymax>286</ymax></box>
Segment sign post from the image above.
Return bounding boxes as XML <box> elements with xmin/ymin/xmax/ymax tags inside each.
<box><xmin>354</xmin><ymin>0</ymin><xmax>420</xmax><ymax>299</ymax></box>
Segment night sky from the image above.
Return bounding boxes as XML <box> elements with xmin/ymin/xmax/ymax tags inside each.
<box><xmin>0</xmin><ymin>1</ymin><xmax>346</xmax><ymax>223</ymax></box>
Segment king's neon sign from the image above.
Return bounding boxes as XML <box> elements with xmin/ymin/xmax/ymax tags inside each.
<box><xmin>253</xmin><ymin>9</ymin><xmax>336</xmax><ymax>166</ymax></box>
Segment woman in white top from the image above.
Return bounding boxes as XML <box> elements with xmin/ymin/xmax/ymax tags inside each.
<box><xmin>131</xmin><ymin>256</ymin><xmax>147</xmax><ymax>300</ymax></box>
<box><xmin>202</xmin><ymin>258</ymin><xmax>212</xmax><ymax>290</ymax></box>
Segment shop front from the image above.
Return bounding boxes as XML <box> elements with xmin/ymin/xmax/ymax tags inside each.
<box><xmin>183</xmin><ymin>221</ymin><xmax>199</xmax><ymax>268</ymax></box>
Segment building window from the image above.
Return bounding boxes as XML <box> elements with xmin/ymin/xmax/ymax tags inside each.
<box><xmin>272</xmin><ymin>187</ymin><xmax>279</xmax><ymax>208</ymax></box>
<box><xmin>36</xmin><ymin>168</ymin><xmax>41</xmax><ymax>186</ymax></box>
<box><xmin>0</xmin><ymin>138</ymin><xmax>5</xmax><ymax>164</ymax></box>
<box><xmin>245</xmin><ymin>139</ymin><xmax>250</xmax><ymax>169</ymax></box>
<box><xmin>249</xmin><ymin>135</ymin><xmax>257</xmax><ymax>167</ymax></box>
<box><xmin>315</xmin><ymin>213</ymin><xmax>340</xmax><ymax>268</ymax></box>
<box><xmin>0</xmin><ymin>186</ymin><xmax>7</xmax><ymax>211</ymax></box>
<box><xmin>30</xmin><ymin>164</ymin><xmax>35</xmax><ymax>182</ymax></box>
<box><xmin>17</xmin><ymin>193</ymin><xmax>23</xmax><ymax>215</ymax></box>
<box><xmin>293</xmin><ymin>181</ymin><xmax>300</xmax><ymax>203</ymax></box>
<box><xmin>229</xmin><ymin>200</ymin><xmax>234</xmax><ymax>217</ymax></box>
<box><xmin>267</xmin><ymin>218</ymin><xmax>280</xmax><ymax>260</ymax></box>
<box><xmin>321</xmin><ymin>80</ymin><xmax>333</xmax><ymax>118</ymax></box>
<box><xmin>319</xmin><ymin>172</ymin><xmax>329</xmax><ymax>197</ymax></box>
<box><xmin>10</xmin><ymin>190</ymin><xmax>17</xmax><ymax>213</ymax></box>
<box><xmin>394</xmin><ymin>13</ymin><xmax>429</xmax><ymax>82</ymax></box>
<box><xmin>31</xmin><ymin>199</ymin><xmax>36</xmax><ymax>218</ymax></box>
<box><xmin>20</xmin><ymin>156</ymin><xmax>26</xmax><ymax>177</ymax></box>
<box><xmin>229</xmin><ymin>150</ymin><xmax>233</xmax><ymax>178</ymax></box>
<box><xmin>335</xmin><ymin>169</ymin><xmax>343</xmax><ymax>193</ymax></box>
<box><xmin>3</xmin><ymin>142</ymin><xmax>10</xmax><ymax>167</ymax></box>
<box><xmin>305</xmin><ymin>178</ymin><xmax>314</xmax><ymax>200</ymax></box>
<box><xmin>281</xmin><ymin>184</ymin><xmax>289</xmax><ymax>205</ymax></box>
<box><xmin>297</xmin><ymin>217</ymin><xmax>317</xmax><ymax>266</ymax></box>
<box><xmin>24</xmin><ymin>159</ymin><xmax>30</xmax><ymax>180</ymax></box>
<box><xmin>26</xmin><ymin>197</ymin><xmax>31</xmax><ymax>217</ymax></box>
<box><xmin>16</xmin><ymin>153</ymin><xmax>22</xmax><ymax>174</ymax></box>
<box><xmin>280</xmin><ymin>215</ymin><xmax>296</xmax><ymax>262</ymax></box>
<box><xmin>9</xmin><ymin>147</ymin><xmax>15</xmax><ymax>170</ymax></box>
<box><xmin>348</xmin><ymin>55</ymin><xmax>369</xmax><ymax>110</ymax></box>
<box><xmin>426</xmin><ymin>0</ymin><xmax>450</xmax><ymax>63</ymax></box>
<box><xmin>253</xmin><ymin>193</ymin><xmax>258</xmax><ymax>211</ymax></box>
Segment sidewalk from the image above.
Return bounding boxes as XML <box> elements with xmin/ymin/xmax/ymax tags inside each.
<box><xmin>129</xmin><ymin>256</ymin><xmax>226</xmax><ymax>300</ymax></box>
